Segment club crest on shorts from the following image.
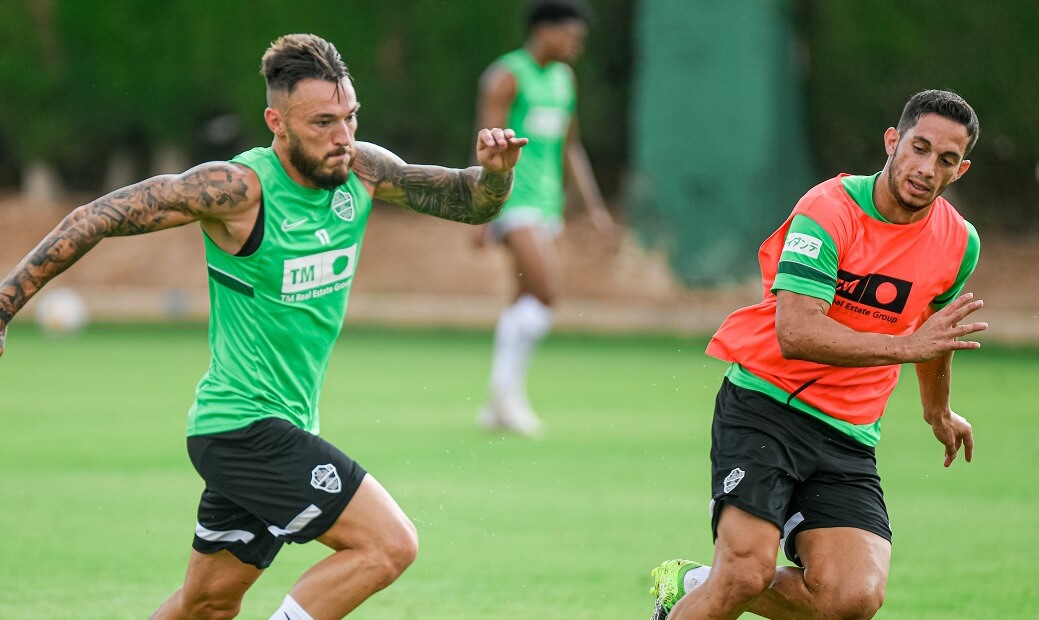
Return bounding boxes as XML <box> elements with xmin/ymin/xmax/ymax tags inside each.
<box><xmin>723</xmin><ymin>467</ymin><xmax>745</xmax><ymax>493</ymax></box>
<box><xmin>310</xmin><ymin>464</ymin><xmax>342</xmax><ymax>493</ymax></box>
<box><xmin>331</xmin><ymin>190</ymin><xmax>354</xmax><ymax>222</ymax></box>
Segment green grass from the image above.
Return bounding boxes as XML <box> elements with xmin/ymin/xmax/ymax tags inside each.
<box><xmin>0</xmin><ymin>323</ymin><xmax>1035</xmax><ymax>618</ymax></box>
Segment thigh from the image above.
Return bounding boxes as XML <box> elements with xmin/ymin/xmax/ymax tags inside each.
<box><xmin>503</xmin><ymin>226</ymin><xmax>560</xmax><ymax>305</ymax></box>
<box><xmin>795</xmin><ymin>526</ymin><xmax>891</xmax><ymax>596</ymax></box>
<box><xmin>713</xmin><ymin>502</ymin><xmax>782</xmax><ymax>568</ymax></box>
<box><xmin>318</xmin><ymin>474</ymin><xmax>417</xmax><ymax>552</ymax></box>
<box><xmin>179</xmin><ymin>548</ymin><xmax>264</xmax><ymax>607</ymax></box>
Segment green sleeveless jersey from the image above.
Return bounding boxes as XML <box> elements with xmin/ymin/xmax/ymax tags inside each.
<box><xmin>187</xmin><ymin>147</ymin><xmax>372</xmax><ymax>436</ymax></box>
<box><xmin>497</xmin><ymin>48</ymin><xmax>575</xmax><ymax>218</ymax></box>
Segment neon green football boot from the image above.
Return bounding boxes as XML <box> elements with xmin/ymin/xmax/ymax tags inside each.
<box><xmin>649</xmin><ymin>559</ymin><xmax>705</xmax><ymax>619</ymax></box>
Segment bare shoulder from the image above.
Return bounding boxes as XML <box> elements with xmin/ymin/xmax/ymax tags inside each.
<box><xmin>480</xmin><ymin>63</ymin><xmax>517</xmax><ymax>98</ymax></box>
<box><xmin>168</xmin><ymin>161</ymin><xmax>262</xmax><ymax>218</ymax></box>
<box><xmin>351</xmin><ymin>142</ymin><xmax>405</xmax><ymax>191</ymax></box>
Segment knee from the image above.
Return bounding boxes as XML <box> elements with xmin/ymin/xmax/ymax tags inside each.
<box><xmin>828</xmin><ymin>583</ymin><xmax>886</xmax><ymax>619</ymax></box>
<box><xmin>368</xmin><ymin>522</ymin><xmax>419</xmax><ymax>588</ymax></box>
<box><xmin>710</xmin><ymin>558</ymin><xmax>775</xmax><ymax>607</ymax></box>
<box><xmin>179</xmin><ymin>594</ymin><xmax>242</xmax><ymax>620</ymax></box>
<box><xmin>388</xmin><ymin>521</ymin><xmax>419</xmax><ymax>574</ymax></box>
<box><xmin>537</xmin><ymin>289</ymin><xmax>558</xmax><ymax>307</ymax></box>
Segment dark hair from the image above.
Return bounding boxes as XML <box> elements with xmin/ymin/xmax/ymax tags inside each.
<box><xmin>525</xmin><ymin>0</ymin><xmax>593</xmax><ymax>33</ymax></box>
<box><xmin>897</xmin><ymin>89</ymin><xmax>980</xmax><ymax>155</ymax></box>
<box><xmin>261</xmin><ymin>34</ymin><xmax>351</xmax><ymax>104</ymax></box>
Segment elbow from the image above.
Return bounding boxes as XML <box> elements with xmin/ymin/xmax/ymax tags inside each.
<box><xmin>776</xmin><ymin>328</ymin><xmax>812</xmax><ymax>361</ymax></box>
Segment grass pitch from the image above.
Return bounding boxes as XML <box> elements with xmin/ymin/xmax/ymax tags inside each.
<box><xmin>0</xmin><ymin>323</ymin><xmax>1035</xmax><ymax>618</ymax></box>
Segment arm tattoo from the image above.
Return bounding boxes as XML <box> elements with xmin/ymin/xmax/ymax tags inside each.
<box><xmin>0</xmin><ymin>164</ymin><xmax>250</xmax><ymax>324</ymax></box>
<box><xmin>355</xmin><ymin>146</ymin><xmax>512</xmax><ymax>224</ymax></box>
<box><xmin>397</xmin><ymin>165</ymin><xmax>512</xmax><ymax>224</ymax></box>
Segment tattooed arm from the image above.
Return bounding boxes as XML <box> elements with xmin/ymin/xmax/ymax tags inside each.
<box><xmin>0</xmin><ymin>162</ymin><xmax>259</xmax><ymax>355</ymax></box>
<box><xmin>352</xmin><ymin>128</ymin><xmax>527</xmax><ymax>224</ymax></box>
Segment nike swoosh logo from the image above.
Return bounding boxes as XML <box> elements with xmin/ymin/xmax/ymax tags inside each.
<box><xmin>281</xmin><ymin>218</ymin><xmax>308</xmax><ymax>232</ymax></box>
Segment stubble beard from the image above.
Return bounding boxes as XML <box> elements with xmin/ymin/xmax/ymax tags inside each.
<box><xmin>886</xmin><ymin>144</ymin><xmax>930</xmax><ymax>213</ymax></box>
<box><xmin>286</xmin><ymin>131</ymin><xmax>350</xmax><ymax>190</ymax></box>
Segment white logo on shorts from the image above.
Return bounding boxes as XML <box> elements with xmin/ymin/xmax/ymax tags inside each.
<box><xmin>310</xmin><ymin>464</ymin><xmax>342</xmax><ymax>493</ymax></box>
<box><xmin>723</xmin><ymin>467</ymin><xmax>745</xmax><ymax>493</ymax></box>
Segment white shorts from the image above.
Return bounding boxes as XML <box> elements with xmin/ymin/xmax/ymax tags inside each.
<box><xmin>490</xmin><ymin>206</ymin><xmax>563</xmax><ymax>242</ymax></box>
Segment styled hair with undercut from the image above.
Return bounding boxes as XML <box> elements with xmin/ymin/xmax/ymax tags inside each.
<box><xmin>525</xmin><ymin>0</ymin><xmax>593</xmax><ymax>34</ymax></box>
<box><xmin>897</xmin><ymin>89</ymin><xmax>980</xmax><ymax>155</ymax></box>
<box><xmin>261</xmin><ymin>34</ymin><xmax>352</xmax><ymax>106</ymax></box>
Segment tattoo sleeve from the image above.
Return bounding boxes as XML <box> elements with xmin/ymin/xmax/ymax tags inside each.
<box><xmin>354</xmin><ymin>144</ymin><xmax>512</xmax><ymax>224</ymax></box>
<box><xmin>0</xmin><ymin>163</ymin><xmax>251</xmax><ymax>325</ymax></box>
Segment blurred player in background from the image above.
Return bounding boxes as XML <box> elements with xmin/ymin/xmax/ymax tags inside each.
<box><xmin>649</xmin><ymin>90</ymin><xmax>985</xmax><ymax>619</ymax></box>
<box><xmin>474</xmin><ymin>0</ymin><xmax>614</xmax><ymax>437</ymax></box>
<box><xmin>0</xmin><ymin>33</ymin><xmax>526</xmax><ymax>620</ymax></box>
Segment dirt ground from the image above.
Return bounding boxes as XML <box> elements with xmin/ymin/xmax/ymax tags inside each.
<box><xmin>1</xmin><ymin>194</ymin><xmax>1036</xmax><ymax>343</ymax></box>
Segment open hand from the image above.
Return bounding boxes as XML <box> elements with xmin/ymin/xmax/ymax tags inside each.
<box><xmin>475</xmin><ymin>128</ymin><xmax>528</xmax><ymax>174</ymax></box>
<box><xmin>906</xmin><ymin>293</ymin><xmax>987</xmax><ymax>362</ymax></box>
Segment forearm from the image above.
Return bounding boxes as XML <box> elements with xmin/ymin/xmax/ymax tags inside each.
<box><xmin>778</xmin><ymin>318</ymin><xmax>912</xmax><ymax>367</ymax></box>
<box><xmin>566</xmin><ymin>143</ymin><xmax>607</xmax><ymax>215</ymax></box>
<box><xmin>915</xmin><ymin>351</ymin><xmax>954</xmax><ymax>422</ymax></box>
<box><xmin>0</xmin><ymin>168</ymin><xmax>236</xmax><ymax>325</ymax></box>
<box><xmin>0</xmin><ymin>202</ymin><xmax>116</xmax><ymax>323</ymax></box>
<box><xmin>397</xmin><ymin>164</ymin><xmax>513</xmax><ymax>224</ymax></box>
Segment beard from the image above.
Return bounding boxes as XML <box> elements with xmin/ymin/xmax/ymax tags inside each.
<box><xmin>285</xmin><ymin>131</ymin><xmax>350</xmax><ymax>190</ymax></box>
<box><xmin>886</xmin><ymin>143</ymin><xmax>930</xmax><ymax>213</ymax></box>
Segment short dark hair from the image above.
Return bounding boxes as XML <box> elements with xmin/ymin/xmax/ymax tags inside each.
<box><xmin>897</xmin><ymin>89</ymin><xmax>980</xmax><ymax>155</ymax></box>
<box><xmin>261</xmin><ymin>34</ymin><xmax>352</xmax><ymax>105</ymax></box>
<box><xmin>525</xmin><ymin>0</ymin><xmax>593</xmax><ymax>34</ymax></box>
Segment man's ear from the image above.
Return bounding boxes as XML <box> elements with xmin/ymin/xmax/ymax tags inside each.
<box><xmin>883</xmin><ymin>127</ymin><xmax>899</xmax><ymax>157</ymax></box>
<box><xmin>264</xmin><ymin>107</ymin><xmax>284</xmax><ymax>136</ymax></box>
<box><xmin>953</xmin><ymin>158</ymin><xmax>972</xmax><ymax>182</ymax></box>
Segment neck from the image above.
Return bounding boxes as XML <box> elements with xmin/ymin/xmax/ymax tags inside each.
<box><xmin>524</xmin><ymin>42</ymin><xmax>554</xmax><ymax>67</ymax></box>
<box><xmin>271</xmin><ymin>139</ymin><xmax>319</xmax><ymax>190</ymax></box>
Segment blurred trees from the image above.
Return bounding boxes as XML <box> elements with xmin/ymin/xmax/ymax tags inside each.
<box><xmin>0</xmin><ymin>0</ymin><xmax>632</xmax><ymax>195</ymax></box>
<box><xmin>0</xmin><ymin>0</ymin><xmax>1035</xmax><ymax>231</ymax></box>
<box><xmin>797</xmin><ymin>0</ymin><xmax>1039</xmax><ymax>232</ymax></box>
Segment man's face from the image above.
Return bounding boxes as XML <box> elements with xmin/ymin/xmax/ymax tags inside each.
<box><xmin>884</xmin><ymin>113</ymin><xmax>972</xmax><ymax>213</ymax></box>
<box><xmin>268</xmin><ymin>78</ymin><xmax>359</xmax><ymax>190</ymax></box>
<box><xmin>543</xmin><ymin>18</ymin><xmax>587</xmax><ymax>63</ymax></box>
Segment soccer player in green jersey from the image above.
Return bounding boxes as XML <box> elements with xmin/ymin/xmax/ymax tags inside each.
<box><xmin>0</xmin><ymin>34</ymin><xmax>526</xmax><ymax>619</ymax></box>
<box><xmin>474</xmin><ymin>0</ymin><xmax>614</xmax><ymax>437</ymax></box>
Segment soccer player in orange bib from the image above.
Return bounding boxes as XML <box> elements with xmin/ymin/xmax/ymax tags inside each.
<box><xmin>649</xmin><ymin>89</ymin><xmax>987</xmax><ymax>619</ymax></box>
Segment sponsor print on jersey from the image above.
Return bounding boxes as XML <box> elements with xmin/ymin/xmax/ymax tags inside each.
<box><xmin>525</xmin><ymin>106</ymin><xmax>568</xmax><ymax>138</ymax></box>
<box><xmin>835</xmin><ymin>269</ymin><xmax>912</xmax><ymax>314</ymax></box>
<box><xmin>331</xmin><ymin>189</ymin><xmax>355</xmax><ymax>222</ymax></box>
<box><xmin>281</xmin><ymin>245</ymin><xmax>357</xmax><ymax>299</ymax></box>
<box><xmin>783</xmin><ymin>232</ymin><xmax>822</xmax><ymax>259</ymax></box>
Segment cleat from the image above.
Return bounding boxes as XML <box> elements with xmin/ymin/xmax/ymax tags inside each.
<box><xmin>476</xmin><ymin>405</ymin><xmax>503</xmax><ymax>430</ymax></box>
<box><xmin>478</xmin><ymin>391</ymin><xmax>544</xmax><ymax>438</ymax></box>
<box><xmin>649</xmin><ymin>559</ymin><xmax>705</xmax><ymax>619</ymax></box>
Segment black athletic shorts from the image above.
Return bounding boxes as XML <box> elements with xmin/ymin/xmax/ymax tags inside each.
<box><xmin>186</xmin><ymin>417</ymin><xmax>367</xmax><ymax>569</ymax></box>
<box><xmin>709</xmin><ymin>378</ymin><xmax>892</xmax><ymax>566</ymax></box>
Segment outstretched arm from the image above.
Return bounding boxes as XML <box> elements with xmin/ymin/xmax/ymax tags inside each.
<box><xmin>352</xmin><ymin>128</ymin><xmax>527</xmax><ymax>225</ymax></box>
<box><xmin>0</xmin><ymin>162</ymin><xmax>258</xmax><ymax>355</ymax></box>
<box><xmin>916</xmin><ymin>351</ymin><xmax>973</xmax><ymax>467</ymax></box>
